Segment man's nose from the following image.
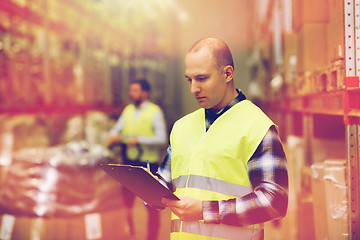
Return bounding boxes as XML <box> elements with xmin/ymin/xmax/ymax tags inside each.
<box><xmin>190</xmin><ymin>81</ymin><xmax>200</xmax><ymax>94</ymax></box>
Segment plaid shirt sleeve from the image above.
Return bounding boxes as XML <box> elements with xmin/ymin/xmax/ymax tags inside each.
<box><xmin>202</xmin><ymin>126</ymin><xmax>288</xmax><ymax>226</ymax></box>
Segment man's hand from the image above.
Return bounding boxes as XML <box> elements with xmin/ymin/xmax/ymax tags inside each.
<box><xmin>126</xmin><ymin>138</ymin><xmax>139</xmax><ymax>147</ymax></box>
<box><xmin>162</xmin><ymin>196</ymin><xmax>203</xmax><ymax>221</ymax></box>
<box><xmin>108</xmin><ymin>135</ymin><xmax>121</xmax><ymax>145</ymax></box>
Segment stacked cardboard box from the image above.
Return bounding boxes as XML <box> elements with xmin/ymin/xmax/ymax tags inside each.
<box><xmin>293</xmin><ymin>0</ymin><xmax>331</xmax><ymax>76</ymax></box>
<box><xmin>311</xmin><ymin>162</ymin><xmax>329</xmax><ymax>240</ymax></box>
<box><xmin>0</xmin><ymin>209</ymin><xmax>129</xmax><ymax>240</ymax></box>
<box><xmin>292</xmin><ymin>0</ymin><xmax>329</xmax><ymax>32</ymax></box>
<box><xmin>297</xmin><ymin>23</ymin><xmax>329</xmax><ymax>73</ymax></box>
<box><xmin>323</xmin><ymin>160</ymin><xmax>348</xmax><ymax>240</ymax></box>
<box><xmin>311</xmin><ymin>160</ymin><xmax>348</xmax><ymax>240</ymax></box>
<box><xmin>283</xmin><ymin>33</ymin><xmax>298</xmax><ymax>86</ymax></box>
<box><xmin>328</xmin><ymin>0</ymin><xmax>345</xmax><ymax>62</ymax></box>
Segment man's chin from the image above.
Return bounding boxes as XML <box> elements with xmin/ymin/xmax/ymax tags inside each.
<box><xmin>198</xmin><ymin>102</ymin><xmax>209</xmax><ymax>109</ymax></box>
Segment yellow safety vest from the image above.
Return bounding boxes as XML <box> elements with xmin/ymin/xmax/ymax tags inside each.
<box><xmin>121</xmin><ymin>102</ymin><xmax>161</xmax><ymax>163</ymax></box>
<box><xmin>170</xmin><ymin>100</ymin><xmax>275</xmax><ymax>240</ymax></box>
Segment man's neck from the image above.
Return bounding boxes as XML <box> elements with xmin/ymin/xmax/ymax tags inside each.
<box><xmin>210</xmin><ymin>88</ymin><xmax>239</xmax><ymax>112</ymax></box>
<box><xmin>134</xmin><ymin>100</ymin><xmax>147</xmax><ymax>109</ymax></box>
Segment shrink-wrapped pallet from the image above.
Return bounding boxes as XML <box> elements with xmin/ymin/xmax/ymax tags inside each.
<box><xmin>0</xmin><ymin>142</ymin><xmax>128</xmax><ymax>239</ymax></box>
<box><xmin>323</xmin><ymin>159</ymin><xmax>348</xmax><ymax>240</ymax></box>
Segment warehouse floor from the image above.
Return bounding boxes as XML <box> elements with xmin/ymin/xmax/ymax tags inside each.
<box><xmin>129</xmin><ymin>197</ymin><xmax>172</xmax><ymax>240</ymax></box>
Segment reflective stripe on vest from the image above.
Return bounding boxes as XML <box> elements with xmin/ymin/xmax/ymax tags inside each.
<box><xmin>171</xmin><ymin>219</ymin><xmax>264</xmax><ymax>240</ymax></box>
<box><xmin>173</xmin><ymin>175</ymin><xmax>252</xmax><ymax>198</ymax></box>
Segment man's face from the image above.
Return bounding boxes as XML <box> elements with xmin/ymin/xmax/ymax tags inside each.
<box><xmin>128</xmin><ymin>83</ymin><xmax>146</xmax><ymax>105</ymax></box>
<box><xmin>185</xmin><ymin>48</ymin><xmax>228</xmax><ymax>110</ymax></box>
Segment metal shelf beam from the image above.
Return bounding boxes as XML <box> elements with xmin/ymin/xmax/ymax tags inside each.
<box><xmin>345</xmin><ymin>1</ymin><xmax>360</xmax><ymax>239</ymax></box>
<box><xmin>347</xmin><ymin>125</ymin><xmax>360</xmax><ymax>240</ymax></box>
<box><xmin>269</xmin><ymin>87</ymin><xmax>360</xmax><ymax>123</ymax></box>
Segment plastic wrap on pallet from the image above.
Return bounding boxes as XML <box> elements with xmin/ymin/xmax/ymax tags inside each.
<box><xmin>0</xmin><ymin>141</ymin><xmax>122</xmax><ymax>218</ymax></box>
<box><xmin>323</xmin><ymin>159</ymin><xmax>348</xmax><ymax>240</ymax></box>
<box><xmin>310</xmin><ymin>162</ymin><xmax>328</xmax><ymax>240</ymax></box>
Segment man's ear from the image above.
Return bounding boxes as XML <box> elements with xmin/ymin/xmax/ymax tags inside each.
<box><xmin>224</xmin><ymin>65</ymin><xmax>234</xmax><ymax>83</ymax></box>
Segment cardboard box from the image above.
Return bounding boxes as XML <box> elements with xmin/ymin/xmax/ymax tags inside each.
<box><xmin>293</xmin><ymin>0</ymin><xmax>329</xmax><ymax>31</ymax></box>
<box><xmin>0</xmin><ymin>209</ymin><xmax>129</xmax><ymax>240</ymax></box>
<box><xmin>297</xmin><ymin>167</ymin><xmax>316</xmax><ymax>240</ymax></box>
<box><xmin>311</xmin><ymin>162</ymin><xmax>329</xmax><ymax>240</ymax></box>
<box><xmin>283</xmin><ymin>33</ymin><xmax>298</xmax><ymax>84</ymax></box>
<box><xmin>297</xmin><ymin>23</ymin><xmax>328</xmax><ymax>73</ymax></box>
<box><xmin>323</xmin><ymin>159</ymin><xmax>348</xmax><ymax>240</ymax></box>
<box><xmin>328</xmin><ymin>0</ymin><xmax>344</xmax><ymax>24</ymax></box>
<box><xmin>328</xmin><ymin>0</ymin><xmax>344</xmax><ymax>62</ymax></box>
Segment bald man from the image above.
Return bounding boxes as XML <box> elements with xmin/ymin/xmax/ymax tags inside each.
<box><xmin>157</xmin><ymin>38</ymin><xmax>288</xmax><ymax>240</ymax></box>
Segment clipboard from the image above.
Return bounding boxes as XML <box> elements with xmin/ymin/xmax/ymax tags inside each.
<box><xmin>99</xmin><ymin>163</ymin><xmax>179</xmax><ymax>209</ymax></box>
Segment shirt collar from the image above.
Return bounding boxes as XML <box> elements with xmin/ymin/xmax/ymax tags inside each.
<box><xmin>205</xmin><ymin>89</ymin><xmax>246</xmax><ymax>131</ymax></box>
<box><xmin>134</xmin><ymin>100</ymin><xmax>149</xmax><ymax>110</ymax></box>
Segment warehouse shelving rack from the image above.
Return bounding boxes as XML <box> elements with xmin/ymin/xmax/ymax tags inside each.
<box><xmin>0</xmin><ymin>0</ymin><xmax>175</xmax><ymax>119</ymax></box>
<box><xmin>0</xmin><ymin>0</ymin><xmax>122</xmax><ymax>112</ymax></box>
<box><xmin>262</xmin><ymin>0</ymin><xmax>360</xmax><ymax>239</ymax></box>
<box><xmin>344</xmin><ymin>0</ymin><xmax>360</xmax><ymax>238</ymax></box>
<box><xmin>271</xmin><ymin>78</ymin><xmax>360</xmax><ymax>238</ymax></box>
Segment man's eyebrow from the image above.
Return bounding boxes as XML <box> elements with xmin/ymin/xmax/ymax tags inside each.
<box><xmin>186</xmin><ymin>74</ymin><xmax>208</xmax><ymax>78</ymax></box>
<box><xmin>185</xmin><ymin>74</ymin><xmax>209</xmax><ymax>80</ymax></box>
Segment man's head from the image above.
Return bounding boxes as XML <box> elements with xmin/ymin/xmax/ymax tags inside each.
<box><xmin>129</xmin><ymin>79</ymin><xmax>151</xmax><ymax>106</ymax></box>
<box><xmin>185</xmin><ymin>38</ymin><xmax>236</xmax><ymax>110</ymax></box>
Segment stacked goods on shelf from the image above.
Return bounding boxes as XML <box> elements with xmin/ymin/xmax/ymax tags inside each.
<box><xmin>0</xmin><ymin>142</ymin><xmax>127</xmax><ymax>240</ymax></box>
<box><xmin>253</xmin><ymin>0</ymin><xmax>356</xmax><ymax>239</ymax></box>
<box><xmin>0</xmin><ymin>0</ymin><xmax>172</xmax><ymax>114</ymax></box>
<box><xmin>328</xmin><ymin>0</ymin><xmax>345</xmax><ymax>62</ymax></box>
<box><xmin>0</xmin><ymin>111</ymin><xmax>113</xmax><ymax>162</ymax></box>
<box><xmin>282</xmin><ymin>0</ymin><xmax>330</xmax><ymax>97</ymax></box>
<box><xmin>291</xmin><ymin>0</ymin><xmax>349</xmax><ymax>96</ymax></box>
<box><xmin>0</xmin><ymin>1</ymin><xmax>121</xmax><ymax>108</ymax></box>
<box><xmin>0</xmin><ymin>110</ymin><xmax>131</xmax><ymax>239</ymax></box>
<box><xmin>297</xmin><ymin>166</ymin><xmax>316</xmax><ymax>240</ymax></box>
<box><xmin>47</xmin><ymin>33</ymin><xmax>85</xmax><ymax>106</ymax></box>
<box><xmin>292</xmin><ymin>0</ymin><xmax>329</xmax><ymax>74</ymax></box>
<box><xmin>0</xmin><ymin>115</ymin><xmax>50</xmax><ymax>158</ymax></box>
<box><xmin>297</xmin><ymin>23</ymin><xmax>329</xmax><ymax>74</ymax></box>
<box><xmin>283</xmin><ymin>33</ymin><xmax>298</xmax><ymax>97</ymax></box>
<box><xmin>326</xmin><ymin>60</ymin><xmax>345</xmax><ymax>91</ymax></box>
<box><xmin>311</xmin><ymin>159</ymin><xmax>348</xmax><ymax>240</ymax></box>
<box><xmin>294</xmin><ymin>73</ymin><xmax>312</xmax><ymax>96</ymax></box>
<box><xmin>0</xmin><ymin>209</ymin><xmax>128</xmax><ymax>240</ymax></box>
<box><xmin>84</xmin><ymin>111</ymin><xmax>111</xmax><ymax>147</ymax></box>
<box><xmin>292</xmin><ymin>0</ymin><xmax>329</xmax><ymax>32</ymax></box>
<box><xmin>288</xmin><ymin>0</ymin><xmax>346</xmax><ymax>96</ymax></box>
<box><xmin>0</xmin><ymin>18</ymin><xmax>46</xmax><ymax>106</ymax></box>
<box><xmin>323</xmin><ymin>160</ymin><xmax>348</xmax><ymax>240</ymax></box>
<box><xmin>282</xmin><ymin>136</ymin><xmax>305</xmax><ymax>240</ymax></box>
<box><xmin>311</xmin><ymin>162</ymin><xmax>329</xmax><ymax>240</ymax></box>
<box><xmin>0</xmin><ymin>2</ymin><xmax>83</xmax><ymax>107</ymax></box>
<box><xmin>291</xmin><ymin>60</ymin><xmax>345</xmax><ymax>96</ymax></box>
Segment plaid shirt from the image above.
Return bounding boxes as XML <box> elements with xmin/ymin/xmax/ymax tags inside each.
<box><xmin>157</xmin><ymin>90</ymin><xmax>288</xmax><ymax>226</ymax></box>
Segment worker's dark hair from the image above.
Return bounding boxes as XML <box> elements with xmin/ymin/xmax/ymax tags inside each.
<box><xmin>130</xmin><ymin>78</ymin><xmax>151</xmax><ymax>92</ymax></box>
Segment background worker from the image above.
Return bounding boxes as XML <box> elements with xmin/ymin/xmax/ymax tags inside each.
<box><xmin>157</xmin><ymin>38</ymin><xmax>288</xmax><ymax>240</ymax></box>
<box><xmin>108</xmin><ymin>78</ymin><xmax>167</xmax><ymax>240</ymax></box>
